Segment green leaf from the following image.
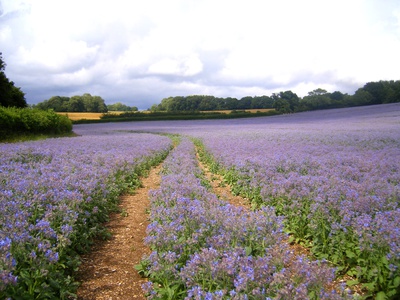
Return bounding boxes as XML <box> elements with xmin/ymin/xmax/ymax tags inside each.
<box><xmin>336</xmin><ymin>265</ymin><xmax>345</xmax><ymax>272</ymax></box>
<box><xmin>134</xmin><ymin>261</ymin><xmax>149</xmax><ymax>277</ymax></box>
<box><xmin>362</xmin><ymin>282</ymin><xmax>376</xmax><ymax>292</ymax></box>
<box><xmin>375</xmin><ymin>291</ymin><xmax>387</xmax><ymax>300</ymax></box>
<box><xmin>331</xmin><ymin>254</ymin><xmax>340</xmax><ymax>264</ymax></box>
<box><xmin>346</xmin><ymin>279</ymin><xmax>359</xmax><ymax>287</ymax></box>
<box><xmin>392</xmin><ymin>276</ymin><xmax>400</xmax><ymax>288</ymax></box>
<box><xmin>346</xmin><ymin>268</ymin><xmax>357</xmax><ymax>277</ymax></box>
<box><xmin>380</xmin><ymin>255</ymin><xmax>389</xmax><ymax>266</ymax></box>
<box><xmin>245</xmin><ymin>246</ymin><xmax>252</xmax><ymax>256</ymax></box>
<box><xmin>345</xmin><ymin>249</ymin><xmax>356</xmax><ymax>258</ymax></box>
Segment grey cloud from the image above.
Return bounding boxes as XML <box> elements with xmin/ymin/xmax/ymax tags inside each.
<box><xmin>3</xmin><ymin>0</ymin><xmax>399</xmax><ymax>110</ymax></box>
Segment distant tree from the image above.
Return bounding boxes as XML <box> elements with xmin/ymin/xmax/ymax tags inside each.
<box><xmin>300</xmin><ymin>88</ymin><xmax>332</xmax><ymax>111</ymax></box>
<box><xmin>150</xmin><ymin>82</ymin><xmax>399</xmax><ymax>115</ymax></box>
<box><xmin>328</xmin><ymin>91</ymin><xmax>346</xmax><ymax>108</ymax></box>
<box><xmin>272</xmin><ymin>91</ymin><xmax>299</xmax><ymax>113</ymax></box>
<box><xmin>330</xmin><ymin>91</ymin><xmax>345</xmax><ymax>101</ymax></box>
<box><xmin>361</xmin><ymin>81</ymin><xmax>388</xmax><ymax>105</ymax></box>
<box><xmin>149</xmin><ymin>104</ymin><xmax>160</xmax><ymax>112</ymax></box>
<box><xmin>272</xmin><ymin>98</ymin><xmax>291</xmax><ymax>113</ymax></box>
<box><xmin>238</xmin><ymin>96</ymin><xmax>252</xmax><ymax>109</ymax></box>
<box><xmin>222</xmin><ymin>97</ymin><xmax>239</xmax><ymax>110</ymax></box>
<box><xmin>0</xmin><ymin>52</ymin><xmax>27</xmax><ymax>108</ymax></box>
<box><xmin>68</xmin><ymin>96</ymin><xmax>85</xmax><ymax>112</ymax></box>
<box><xmin>281</xmin><ymin>91</ymin><xmax>300</xmax><ymax>111</ymax></box>
<box><xmin>307</xmin><ymin>88</ymin><xmax>328</xmax><ymax>96</ymax></box>
<box><xmin>251</xmin><ymin>96</ymin><xmax>274</xmax><ymax>109</ymax></box>
<box><xmin>179</xmin><ymin>96</ymin><xmax>194</xmax><ymax>110</ymax></box>
<box><xmin>349</xmin><ymin>89</ymin><xmax>374</xmax><ymax>106</ymax></box>
<box><xmin>36</xmin><ymin>94</ymin><xmax>108</xmax><ymax>112</ymax></box>
<box><xmin>36</xmin><ymin>96</ymin><xmax>69</xmax><ymax>111</ymax></box>
<box><xmin>107</xmin><ymin>102</ymin><xmax>138</xmax><ymax>111</ymax></box>
<box><xmin>172</xmin><ymin>96</ymin><xmax>186</xmax><ymax>111</ymax></box>
<box><xmin>360</xmin><ymin>80</ymin><xmax>400</xmax><ymax>104</ymax></box>
<box><xmin>81</xmin><ymin>93</ymin><xmax>107</xmax><ymax>112</ymax></box>
<box><xmin>157</xmin><ymin>95</ymin><xmax>275</xmax><ymax>112</ymax></box>
<box><xmin>385</xmin><ymin>80</ymin><xmax>400</xmax><ymax>103</ymax></box>
<box><xmin>158</xmin><ymin>97</ymin><xmax>173</xmax><ymax>111</ymax></box>
<box><xmin>198</xmin><ymin>96</ymin><xmax>217</xmax><ymax>111</ymax></box>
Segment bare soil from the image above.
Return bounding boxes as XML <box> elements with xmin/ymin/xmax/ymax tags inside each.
<box><xmin>77</xmin><ymin>164</ymin><xmax>162</xmax><ymax>300</ymax></box>
<box><xmin>76</xmin><ymin>153</ymin><xmax>251</xmax><ymax>300</ymax></box>
<box><xmin>197</xmin><ymin>155</ymin><xmax>251</xmax><ymax>210</ymax></box>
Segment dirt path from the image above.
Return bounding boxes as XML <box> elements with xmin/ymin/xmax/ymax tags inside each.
<box><xmin>76</xmin><ymin>151</ymin><xmax>249</xmax><ymax>299</ymax></box>
<box><xmin>196</xmin><ymin>153</ymin><xmax>251</xmax><ymax>210</ymax></box>
<box><xmin>77</xmin><ymin>164</ymin><xmax>162</xmax><ymax>300</ymax></box>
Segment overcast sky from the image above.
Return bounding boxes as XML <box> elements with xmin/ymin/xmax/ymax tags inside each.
<box><xmin>1</xmin><ymin>0</ymin><xmax>400</xmax><ymax>109</ymax></box>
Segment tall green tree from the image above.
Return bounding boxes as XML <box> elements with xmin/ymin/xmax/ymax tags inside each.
<box><xmin>349</xmin><ymin>89</ymin><xmax>374</xmax><ymax>106</ymax></box>
<box><xmin>81</xmin><ymin>93</ymin><xmax>108</xmax><ymax>112</ymax></box>
<box><xmin>0</xmin><ymin>52</ymin><xmax>27</xmax><ymax>108</ymax></box>
<box><xmin>272</xmin><ymin>91</ymin><xmax>299</xmax><ymax>113</ymax></box>
<box><xmin>251</xmin><ymin>96</ymin><xmax>274</xmax><ymax>109</ymax></box>
<box><xmin>300</xmin><ymin>88</ymin><xmax>332</xmax><ymax>111</ymax></box>
<box><xmin>238</xmin><ymin>96</ymin><xmax>252</xmax><ymax>109</ymax></box>
<box><xmin>361</xmin><ymin>80</ymin><xmax>400</xmax><ymax>104</ymax></box>
<box><xmin>107</xmin><ymin>102</ymin><xmax>137</xmax><ymax>111</ymax></box>
<box><xmin>198</xmin><ymin>96</ymin><xmax>217</xmax><ymax>111</ymax></box>
<box><xmin>36</xmin><ymin>96</ymin><xmax>69</xmax><ymax>111</ymax></box>
<box><xmin>272</xmin><ymin>98</ymin><xmax>291</xmax><ymax>113</ymax></box>
<box><xmin>68</xmin><ymin>96</ymin><xmax>85</xmax><ymax>112</ymax></box>
<box><xmin>36</xmin><ymin>94</ymin><xmax>108</xmax><ymax>112</ymax></box>
<box><xmin>222</xmin><ymin>97</ymin><xmax>239</xmax><ymax>110</ymax></box>
<box><xmin>307</xmin><ymin>88</ymin><xmax>328</xmax><ymax>96</ymax></box>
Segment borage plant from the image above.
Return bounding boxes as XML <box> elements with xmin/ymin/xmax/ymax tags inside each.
<box><xmin>142</xmin><ymin>138</ymin><xmax>347</xmax><ymax>299</ymax></box>
<box><xmin>0</xmin><ymin>133</ymin><xmax>172</xmax><ymax>299</ymax></box>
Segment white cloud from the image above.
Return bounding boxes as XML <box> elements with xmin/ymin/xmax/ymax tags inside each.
<box><xmin>15</xmin><ymin>41</ymin><xmax>99</xmax><ymax>73</ymax></box>
<box><xmin>148</xmin><ymin>55</ymin><xmax>203</xmax><ymax>76</ymax></box>
<box><xmin>1</xmin><ymin>0</ymin><xmax>400</xmax><ymax>108</ymax></box>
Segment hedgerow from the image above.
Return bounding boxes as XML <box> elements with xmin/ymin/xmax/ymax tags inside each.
<box><xmin>0</xmin><ymin>107</ymin><xmax>72</xmax><ymax>140</ymax></box>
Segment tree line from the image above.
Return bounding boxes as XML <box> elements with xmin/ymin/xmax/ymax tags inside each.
<box><xmin>0</xmin><ymin>106</ymin><xmax>72</xmax><ymax>141</ymax></box>
<box><xmin>151</xmin><ymin>80</ymin><xmax>400</xmax><ymax>113</ymax></box>
<box><xmin>34</xmin><ymin>95</ymin><xmax>138</xmax><ymax>112</ymax></box>
<box><xmin>150</xmin><ymin>95</ymin><xmax>274</xmax><ymax>112</ymax></box>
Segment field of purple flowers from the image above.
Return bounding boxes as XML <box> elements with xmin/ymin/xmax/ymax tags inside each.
<box><xmin>140</xmin><ymin>137</ymin><xmax>347</xmax><ymax>299</ymax></box>
<box><xmin>188</xmin><ymin>104</ymin><xmax>400</xmax><ymax>298</ymax></box>
<box><xmin>2</xmin><ymin>103</ymin><xmax>399</xmax><ymax>299</ymax></box>
<box><xmin>73</xmin><ymin>103</ymin><xmax>399</xmax><ymax>299</ymax></box>
<box><xmin>0</xmin><ymin>133</ymin><xmax>172</xmax><ymax>299</ymax></box>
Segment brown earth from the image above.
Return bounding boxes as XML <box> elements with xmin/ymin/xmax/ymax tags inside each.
<box><xmin>196</xmin><ymin>154</ymin><xmax>251</xmax><ymax>210</ymax></box>
<box><xmin>75</xmin><ymin>152</ymin><xmax>252</xmax><ymax>299</ymax></box>
<box><xmin>76</xmin><ymin>164</ymin><xmax>162</xmax><ymax>300</ymax></box>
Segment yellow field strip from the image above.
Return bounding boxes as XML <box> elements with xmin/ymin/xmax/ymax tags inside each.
<box><xmin>59</xmin><ymin>109</ymin><xmax>275</xmax><ymax>120</ymax></box>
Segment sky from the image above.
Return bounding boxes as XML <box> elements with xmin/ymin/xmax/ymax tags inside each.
<box><xmin>1</xmin><ymin>0</ymin><xmax>400</xmax><ymax>109</ymax></box>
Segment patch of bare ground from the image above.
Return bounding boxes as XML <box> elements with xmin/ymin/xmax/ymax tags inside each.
<box><xmin>196</xmin><ymin>153</ymin><xmax>251</xmax><ymax>210</ymax></box>
<box><xmin>77</xmin><ymin>164</ymin><xmax>162</xmax><ymax>300</ymax></box>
